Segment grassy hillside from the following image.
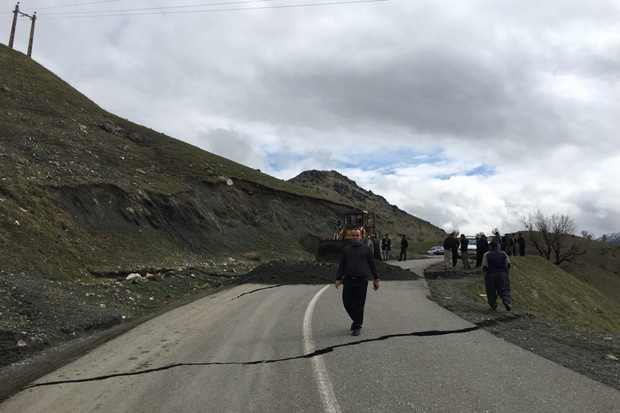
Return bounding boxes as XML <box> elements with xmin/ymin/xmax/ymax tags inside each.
<box><xmin>0</xmin><ymin>45</ymin><xmax>323</xmax><ymax>196</ymax></box>
<box><xmin>559</xmin><ymin>238</ymin><xmax>620</xmax><ymax>305</ymax></box>
<box><xmin>462</xmin><ymin>255</ymin><xmax>620</xmax><ymax>334</ymax></box>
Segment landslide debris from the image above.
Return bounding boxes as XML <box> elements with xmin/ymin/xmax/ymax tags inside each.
<box><xmin>237</xmin><ymin>260</ymin><xmax>419</xmax><ymax>285</ymax></box>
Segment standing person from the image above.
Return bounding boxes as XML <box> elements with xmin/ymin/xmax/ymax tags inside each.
<box><xmin>492</xmin><ymin>230</ymin><xmax>501</xmax><ymax>245</ymax></box>
<box><xmin>476</xmin><ymin>233</ymin><xmax>489</xmax><ymax>267</ymax></box>
<box><xmin>511</xmin><ymin>234</ymin><xmax>518</xmax><ymax>256</ymax></box>
<box><xmin>505</xmin><ymin>233</ymin><xmax>514</xmax><ymax>256</ymax></box>
<box><xmin>481</xmin><ymin>240</ymin><xmax>512</xmax><ymax>311</ymax></box>
<box><xmin>398</xmin><ymin>234</ymin><xmax>408</xmax><ymax>261</ymax></box>
<box><xmin>381</xmin><ymin>234</ymin><xmax>391</xmax><ymax>261</ymax></box>
<box><xmin>443</xmin><ymin>232</ymin><xmax>455</xmax><ymax>269</ymax></box>
<box><xmin>460</xmin><ymin>234</ymin><xmax>470</xmax><ymax>269</ymax></box>
<box><xmin>335</xmin><ymin>229</ymin><xmax>380</xmax><ymax>336</ymax></box>
<box><xmin>517</xmin><ymin>233</ymin><xmax>526</xmax><ymax>256</ymax></box>
<box><xmin>451</xmin><ymin>234</ymin><xmax>459</xmax><ymax>267</ymax></box>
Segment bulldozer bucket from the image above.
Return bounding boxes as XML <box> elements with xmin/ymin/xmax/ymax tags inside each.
<box><xmin>316</xmin><ymin>239</ymin><xmax>350</xmax><ymax>262</ymax></box>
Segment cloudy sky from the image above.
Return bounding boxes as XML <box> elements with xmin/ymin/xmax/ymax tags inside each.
<box><xmin>3</xmin><ymin>0</ymin><xmax>619</xmax><ymax>237</ymax></box>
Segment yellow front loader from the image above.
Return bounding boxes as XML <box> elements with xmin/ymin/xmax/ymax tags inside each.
<box><xmin>316</xmin><ymin>210</ymin><xmax>381</xmax><ymax>261</ymax></box>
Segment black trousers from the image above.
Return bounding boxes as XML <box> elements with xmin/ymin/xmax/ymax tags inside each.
<box><xmin>342</xmin><ymin>277</ymin><xmax>369</xmax><ymax>329</ymax></box>
<box><xmin>476</xmin><ymin>252</ymin><xmax>483</xmax><ymax>267</ymax></box>
<box><xmin>484</xmin><ymin>271</ymin><xmax>511</xmax><ymax>308</ymax></box>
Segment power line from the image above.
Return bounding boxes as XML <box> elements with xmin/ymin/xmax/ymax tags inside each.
<box><xmin>32</xmin><ymin>1</ymin><xmax>127</xmax><ymax>11</ymax></box>
<box><xmin>37</xmin><ymin>0</ymin><xmax>389</xmax><ymax>19</ymax></box>
<box><xmin>41</xmin><ymin>0</ymin><xmax>274</xmax><ymax>16</ymax></box>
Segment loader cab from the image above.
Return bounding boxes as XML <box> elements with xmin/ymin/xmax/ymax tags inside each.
<box><xmin>320</xmin><ymin>209</ymin><xmax>381</xmax><ymax>261</ymax></box>
<box><xmin>344</xmin><ymin>212</ymin><xmax>364</xmax><ymax>228</ymax></box>
<box><xmin>340</xmin><ymin>210</ymin><xmax>376</xmax><ymax>239</ymax></box>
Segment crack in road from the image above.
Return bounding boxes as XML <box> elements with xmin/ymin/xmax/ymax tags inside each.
<box><xmin>23</xmin><ymin>326</ymin><xmax>479</xmax><ymax>390</ymax></box>
<box><xmin>229</xmin><ymin>284</ymin><xmax>283</xmax><ymax>300</ymax></box>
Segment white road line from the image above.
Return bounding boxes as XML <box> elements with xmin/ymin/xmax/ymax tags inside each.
<box><xmin>303</xmin><ymin>285</ymin><xmax>342</xmax><ymax>413</ymax></box>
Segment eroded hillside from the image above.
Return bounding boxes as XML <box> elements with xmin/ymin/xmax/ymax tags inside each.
<box><xmin>0</xmin><ymin>45</ymin><xmax>353</xmax><ymax>280</ymax></box>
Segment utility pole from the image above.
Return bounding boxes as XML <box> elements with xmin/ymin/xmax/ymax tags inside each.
<box><xmin>8</xmin><ymin>3</ymin><xmax>19</xmax><ymax>48</ymax></box>
<box><xmin>26</xmin><ymin>12</ymin><xmax>36</xmax><ymax>57</ymax></box>
<box><xmin>7</xmin><ymin>2</ymin><xmax>37</xmax><ymax>57</ymax></box>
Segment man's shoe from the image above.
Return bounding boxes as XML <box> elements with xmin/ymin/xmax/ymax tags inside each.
<box><xmin>504</xmin><ymin>302</ymin><xmax>512</xmax><ymax>312</ymax></box>
<box><xmin>352</xmin><ymin>329</ymin><xmax>361</xmax><ymax>336</ymax></box>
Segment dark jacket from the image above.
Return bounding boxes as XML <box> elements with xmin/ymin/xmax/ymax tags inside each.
<box><xmin>477</xmin><ymin>238</ymin><xmax>489</xmax><ymax>256</ymax></box>
<box><xmin>483</xmin><ymin>249</ymin><xmax>511</xmax><ymax>274</ymax></box>
<box><xmin>460</xmin><ymin>237</ymin><xmax>469</xmax><ymax>252</ymax></box>
<box><xmin>451</xmin><ymin>238</ymin><xmax>459</xmax><ymax>253</ymax></box>
<box><xmin>336</xmin><ymin>243</ymin><xmax>379</xmax><ymax>281</ymax></box>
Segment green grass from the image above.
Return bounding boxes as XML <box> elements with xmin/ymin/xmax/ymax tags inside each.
<box><xmin>461</xmin><ymin>255</ymin><xmax>620</xmax><ymax>334</ymax></box>
<box><xmin>559</xmin><ymin>239</ymin><xmax>620</xmax><ymax>303</ymax></box>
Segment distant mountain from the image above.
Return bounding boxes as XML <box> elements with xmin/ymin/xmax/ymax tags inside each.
<box><xmin>599</xmin><ymin>233</ymin><xmax>620</xmax><ymax>245</ymax></box>
<box><xmin>288</xmin><ymin>170</ymin><xmax>445</xmax><ymax>242</ymax></box>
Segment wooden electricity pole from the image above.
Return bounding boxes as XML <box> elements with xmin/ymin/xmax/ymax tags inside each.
<box><xmin>27</xmin><ymin>12</ymin><xmax>36</xmax><ymax>57</ymax></box>
<box><xmin>7</xmin><ymin>2</ymin><xmax>37</xmax><ymax>57</ymax></box>
<box><xmin>8</xmin><ymin>3</ymin><xmax>19</xmax><ymax>48</ymax></box>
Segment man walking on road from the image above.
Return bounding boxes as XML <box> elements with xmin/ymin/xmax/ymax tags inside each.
<box><xmin>481</xmin><ymin>240</ymin><xmax>512</xmax><ymax>311</ymax></box>
<box><xmin>335</xmin><ymin>229</ymin><xmax>380</xmax><ymax>336</ymax></box>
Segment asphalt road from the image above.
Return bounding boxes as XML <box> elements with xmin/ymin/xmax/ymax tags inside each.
<box><xmin>1</xmin><ymin>258</ymin><xmax>619</xmax><ymax>412</ymax></box>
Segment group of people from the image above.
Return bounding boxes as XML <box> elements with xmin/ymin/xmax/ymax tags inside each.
<box><xmin>380</xmin><ymin>233</ymin><xmax>408</xmax><ymax>261</ymax></box>
<box><xmin>442</xmin><ymin>232</ymin><xmax>471</xmax><ymax>269</ymax></box>
<box><xmin>442</xmin><ymin>230</ymin><xmax>521</xmax><ymax>312</ymax></box>
<box><xmin>443</xmin><ymin>231</ymin><xmax>526</xmax><ymax>270</ymax></box>
<box><xmin>334</xmin><ymin>228</ymin><xmax>519</xmax><ymax>337</ymax></box>
<box><xmin>498</xmin><ymin>232</ymin><xmax>526</xmax><ymax>257</ymax></box>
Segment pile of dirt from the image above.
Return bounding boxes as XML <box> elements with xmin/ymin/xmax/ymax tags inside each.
<box><xmin>236</xmin><ymin>260</ymin><xmax>419</xmax><ymax>285</ymax></box>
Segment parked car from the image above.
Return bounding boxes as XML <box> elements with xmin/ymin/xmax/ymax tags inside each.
<box><xmin>456</xmin><ymin>236</ymin><xmax>478</xmax><ymax>259</ymax></box>
<box><xmin>426</xmin><ymin>246</ymin><xmax>444</xmax><ymax>255</ymax></box>
<box><xmin>466</xmin><ymin>236</ymin><xmax>477</xmax><ymax>259</ymax></box>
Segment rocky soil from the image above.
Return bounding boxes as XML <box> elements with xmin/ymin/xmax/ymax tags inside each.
<box><xmin>0</xmin><ymin>260</ymin><xmax>254</xmax><ymax>370</ymax></box>
<box><xmin>1</xmin><ymin>259</ymin><xmax>618</xmax><ymax>402</ymax></box>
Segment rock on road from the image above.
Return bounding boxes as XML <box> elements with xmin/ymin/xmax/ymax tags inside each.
<box><xmin>1</xmin><ymin>258</ymin><xmax>619</xmax><ymax>412</ymax></box>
